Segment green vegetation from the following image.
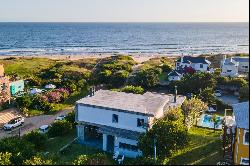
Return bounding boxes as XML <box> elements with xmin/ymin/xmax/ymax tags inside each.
<box><xmin>138</xmin><ymin>108</ymin><xmax>188</xmax><ymax>158</ymax></box>
<box><xmin>166</xmin><ymin>127</ymin><xmax>222</xmax><ymax>165</ymax></box>
<box><xmin>182</xmin><ymin>97</ymin><xmax>208</xmax><ymax>129</ymax></box>
<box><xmin>0</xmin><ymin>152</ymin><xmax>12</xmax><ymax>165</ymax></box>
<box><xmin>112</xmin><ymin>85</ymin><xmax>145</xmax><ymax>94</ymax></box>
<box><xmin>94</xmin><ymin>55</ymin><xmax>137</xmax><ymax>88</ymax></box>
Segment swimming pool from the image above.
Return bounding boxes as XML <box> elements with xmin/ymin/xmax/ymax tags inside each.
<box><xmin>197</xmin><ymin>114</ymin><xmax>223</xmax><ymax>129</ymax></box>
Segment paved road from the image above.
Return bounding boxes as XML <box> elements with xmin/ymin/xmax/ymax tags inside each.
<box><xmin>0</xmin><ymin>108</ymin><xmax>73</xmax><ymax>139</ymax></box>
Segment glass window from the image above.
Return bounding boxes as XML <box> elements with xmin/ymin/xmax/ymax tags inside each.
<box><xmin>200</xmin><ymin>64</ymin><xmax>203</xmax><ymax>68</ymax></box>
<box><xmin>227</xmin><ymin>70</ymin><xmax>232</xmax><ymax>72</ymax></box>
<box><xmin>112</xmin><ymin>114</ymin><xmax>118</xmax><ymax>123</ymax></box>
<box><xmin>137</xmin><ymin>118</ymin><xmax>145</xmax><ymax>127</ymax></box>
<box><xmin>119</xmin><ymin>142</ymin><xmax>138</xmax><ymax>152</ymax></box>
<box><xmin>244</xmin><ymin>130</ymin><xmax>249</xmax><ymax>145</ymax></box>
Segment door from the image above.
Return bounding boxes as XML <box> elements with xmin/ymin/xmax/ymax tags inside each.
<box><xmin>107</xmin><ymin>135</ymin><xmax>115</xmax><ymax>152</ymax></box>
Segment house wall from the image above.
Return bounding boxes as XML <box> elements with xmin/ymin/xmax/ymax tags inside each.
<box><xmin>221</xmin><ymin>65</ymin><xmax>239</xmax><ymax>77</ymax></box>
<box><xmin>192</xmin><ymin>63</ymin><xmax>209</xmax><ymax>72</ymax></box>
<box><xmin>238</xmin><ymin>61</ymin><xmax>249</xmax><ymax>73</ymax></box>
<box><xmin>168</xmin><ymin>76</ymin><xmax>181</xmax><ymax>81</ymax></box>
<box><xmin>10</xmin><ymin>80</ymin><xmax>25</xmax><ymax>95</ymax></box>
<box><xmin>76</xmin><ymin>104</ymin><xmax>149</xmax><ymax>133</ymax></box>
<box><xmin>234</xmin><ymin>128</ymin><xmax>249</xmax><ymax>165</ymax></box>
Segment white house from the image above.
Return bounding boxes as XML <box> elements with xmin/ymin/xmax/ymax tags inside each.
<box><xmin>168</xmin><ymin>70</ymin><xmax>182</xmax><ymax>81</ymax></box>
<box><xmin>221</xmin><ymin>56</ymin><xmax>249</xmax><ymax>77</ymax></box>
<box><xmin>175</xmin><ymin>56</ymin><xmax>213</xmax><ymax>73</ymax></box>
<box><xmin>75</xmin><ymin>90</ymin><xmax>186</xmax><ymax>158</ymax></box>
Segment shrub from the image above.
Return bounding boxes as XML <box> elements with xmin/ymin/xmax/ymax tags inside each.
<box><xmin>0</xmin><ymin>137</ymin><xmax>36</xmax><ymax>165</ymax></box>
<box><xmin>23</xmin><ymin>156</ymin><xmax>53</xmax><ymax>165</ymax></box>
<box><xmin>48</xmin><ymin>120</ymin><xmax>72</xmax><ymax>137</ymax></box>
<box><xmin>23</xmin><ymin>131</ymin><xmax>48</xmax><ymax>151</ymax></box>
<box><xmin>0</xmin><ymin>152</ymin><xmax>12</xmax><ymax>165</ymax></box>
<box><xmin>115</xmin><ymin>85</ymin><xmax>145</xmax><ymax>94</ymax></box>
<box><xmin>73</xmin><ymin>153</ymin><xmax>112</xmax><ymax>165</ymax></box>
<box><xmin>126</xmin><ymin>157</ymin><xmax>159</xmax><ymax>165</ymax></box>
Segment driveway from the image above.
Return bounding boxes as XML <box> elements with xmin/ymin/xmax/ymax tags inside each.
<box><xmin>0</xmin><ymin>108</ymin><xmax>74</xmax><ymax>139</ymax></box>
<box><xmin>216</xmin><ymin>95</ymin><xmax>239</xmax><ymax>106</ymax></box>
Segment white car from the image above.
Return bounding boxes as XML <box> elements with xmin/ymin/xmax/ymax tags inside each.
<box><xmin>3</xmin><ymin>116</ymin><xmax>24</xmax><ymax>131</ymax></box>
<box><xmin>39</xmin><ymin>125</ymin><xmax>49</xmax><ymax>133</ymax></box>
<box><xmin>55</xmin><ymin>115</ymin><xmax>66</xmax><ymax>121</ymax></box>
<box><xmin>214</xmin><ymin>90</ymin><xmax>222</xmax><ymax>97</ymax></box>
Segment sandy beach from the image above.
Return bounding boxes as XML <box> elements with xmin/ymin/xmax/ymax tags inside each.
<box><xmin>0</xmin><ymin>53</ymin><xmax>180</xmax><ymax>63</ymax></box>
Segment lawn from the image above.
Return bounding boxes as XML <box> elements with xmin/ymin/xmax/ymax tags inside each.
<box><xmin>44</xmin><ymin>131</ymin><xmax>115</xmax><ymax>165</ymax></box>
<box><xmin>167</xmin><ymin>127</ymin><xmax>223</xmax><ymax>165</ymax></box>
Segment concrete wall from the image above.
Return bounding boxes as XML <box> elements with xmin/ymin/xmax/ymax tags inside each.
<box><xmin>77</xmin><ymin>104</ymin><xmax>149</xmax><ymax>133</ymax></box>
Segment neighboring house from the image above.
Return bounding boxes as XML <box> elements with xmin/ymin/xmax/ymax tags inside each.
<box><xmin>75</xmin><ymin>90</ymin><xmax>186</xmax><ymax>158</ymax></box>
<box><xmin>10</xmin><ymin>80</ymin><xmax>25</xmax><ymax>96</ymax></box>
<box><xmin>0</xmin><ymin>65</ymin><xmax>10</xmax><ymax>105</ymax></box>
<box><xmin>175</xmin><ymin>56</ymin><xmax>213</xmax><ymax>73</ymax></box>
<box><xmin>168</xmin><ymin>70</ymin><xmax>182</xmax><ymax>81</ymax></box>
<box><xmin>232</xmin><ymin>102</ymin><xmax>249</xmax><ymax>165</ymax></box>
<box><xmin>221</xmin><ymin>56</ymin><xmax>249</xmax><ymax>77</ymax></box>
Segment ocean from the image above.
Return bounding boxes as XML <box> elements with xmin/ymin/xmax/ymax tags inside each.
<box><xmin>0</xmin><ymin>22</ymin><xmax>249</xmax><ymax>56</ymax></box>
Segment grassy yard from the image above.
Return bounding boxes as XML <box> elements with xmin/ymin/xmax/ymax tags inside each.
<box><xmin>44</xmin><ymin>131</ymin><xmax>114</xmax><ymax>165</ymax></box>
<box><xmin>167</xmin><ymin>127</ymin><xmax>223</xmax><ymax>165</ymax></box>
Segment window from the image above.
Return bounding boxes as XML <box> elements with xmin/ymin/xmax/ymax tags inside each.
<box><xmin>200</xmin><ymin>64</ymin><xmax>203</xmax><ymax>68</ymax></box>
<box><xmin>112</xmin><ymin>114</ymin><xmax>118</xmax><ymax>123</ymax></box>
<box><xmin>227</xmin><ymin>70</ymin><xmax>232</xmax><ymax>72</ymax></box>
<box><xmin>243</xmin><ymin>130</ymin><xmax>249</xmax><ymax>145</ymax></box>
<box><xmin>137</xmin><ymin>118</ymin><xmax>145</xmax><ymax>127</ymax></box>
<box><xmin>240</xmin><ymin>158</ymin><xmax>249</xmax><ymax>165</ymax></box>
<box><xmin>119</xmin><ymin>143</ymin><xmax>138</xmax><ymax>152</ymax></box>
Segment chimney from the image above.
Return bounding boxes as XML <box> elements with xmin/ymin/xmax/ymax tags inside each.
<box><xmin>89</xmin><ymin>86</ymin><xmax>95</xmax><ymax>96</ymax></box>
<box><xmin>181</xmin><ymin>54</ymin><xmax>184</xmax><ymax>63</ymax></box>
<box><xmin>174</xmin><ymin>86</ymin><xmax>177</xmax><ymax>103</ymax></box>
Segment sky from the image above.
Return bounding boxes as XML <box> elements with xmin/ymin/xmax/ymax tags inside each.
<box><xmin>0</xmin><ymin>0</ymin><xmax>249</xmax><ymax>22</ymax></box>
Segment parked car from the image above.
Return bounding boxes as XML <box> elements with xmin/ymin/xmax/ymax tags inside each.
<box><xmin>3</xmin><ymin>116</ymin><xmax>24</xmax><ymax>131</ymax></box>
<box><xmin>39</xmin><ymin>125</ymin><xmax>49</xmax><ymax>133</ymax></box>
<box><xmin>55</xmin><ymin>115</ymin><xmax>66</xmax><ymax>121</ymax></box>
<box><xmin>214</xmin><ymin>90</ymin><xmax>222</xmax><ymax>97</ymax></box>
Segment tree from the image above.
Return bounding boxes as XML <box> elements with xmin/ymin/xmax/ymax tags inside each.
<box><xmin>16</xmin><ymin>94</ymin><xmax>32</xmax><ymax>109</ymax></box>
<box><xmin>23</xmin><ymin>156</ymin><xmax>53</xmax><ymax>165</ymax></box>
<box><xmin>182</xmin><ymin>97</ymin><xmax>208</xmax><ymax>129</ymax></box>
<box><xmin>239</xmin><ymin>85</ymin><xmax>249</xmax><ymax>102</ymax></box>
<box><xmin>138</xmin><ymin>108</ymin><xmax>188</xmax><ymax>158</ymax></box>
<box><xmin>48</xmin><ymin>120</ymin><xmax>73</xmax><ymax>137</ymax></box>
<box><xmin>23</xmin><ymin>131</ymin><xmax>48</xmax><ymax>151</ymax></box>
<box><xmin>177</xmin><ymin>72</ymin><xmax>217</xmax><ymax>95</ymax></box>
<box><xmin>0</xmin><ymin>152</ymin><xmax>12</xmax><ymax>165</ymax></box>
<box><xmin>133</xmin><ymin>68</ymin><xmax>161</xmax><ymax>89</ymax></box>
<box><xmin>65</xmin><ymin>111</ymin><xmax>77</xmax><ymax>126</ymax></box>
<box><xmin>198</xmin><ymin>87</ymin><xmax>217</xmax><ymax>104</ymax></box>
<box><xmin>211</xmin><ymin>114</ymin><xmax>220</xmax><ymax>133</ymax></box>
<box><xmin>0</xmin><ymin>137</ymin><xmax>36</xmax><ymax>165</ymax></box>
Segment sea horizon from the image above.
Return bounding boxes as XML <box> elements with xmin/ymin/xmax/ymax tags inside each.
<box><xmin>0</xmin><ymin>22</ymin><xmax>249</xmax><ymax>56</ymax></box>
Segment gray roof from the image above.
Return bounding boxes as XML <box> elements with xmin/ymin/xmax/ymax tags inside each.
<box><xmin>232</xmin><ymin>57</ymin><xmax>249</xmax><ymax>63</ymax></box>
<box><xmin>232</xmin><ymin>102</ymin><xmax>249</xmax><ymax>129</ymax></box>
<box><xmin>77</xmin><ymin>90</ymin><xmax>185</xmax><ymax>117</ymax></box>
<box><xmin>177</xmin><ymin>56</ymin><xmax>211</xmax><ymax>64</ymax></box>
<box><xmin>168</xmin><ymin>70</ymin><xmax>181</xmax><ymax>77</ymax></box>
<box><xmin>223</xmin><ymin>58</ymin><xmax>239</xmax><ymax>66</ymax></box>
